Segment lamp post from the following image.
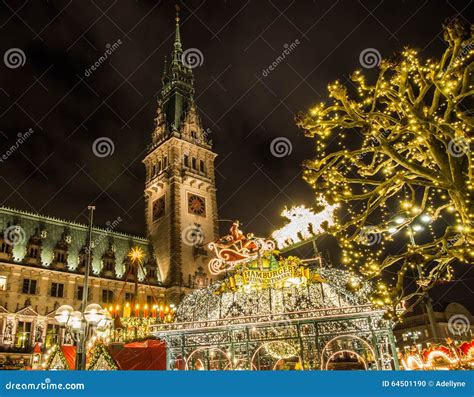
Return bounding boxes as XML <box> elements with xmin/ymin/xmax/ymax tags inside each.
<box><xmin>54</xmin><ymin>205</ymin><xmax>102</xmax><ymax>370</ymax></box>
<box><xmin>54</xmin><ymin>303</ymin><xmax>109</xmax><ymax>369</ymax></box>
<box><xmin>388</xmin><ymin>214</ymin><xmax>439</xmax><ymax>342</ymax></box>
<box><xmin>78</xmin><ymin>205</ymin><xmax>95</xmax><ymax>369</ymax></box>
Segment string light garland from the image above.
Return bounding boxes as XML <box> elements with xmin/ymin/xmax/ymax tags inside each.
<box><xmin>296</xmin><ymin>18</ymin><xmax>474</xmax><ymax>319</ymax></box>
<box><xmin>87</xmin><ymin>342</ymin><xmax>119</xmax><ymax>370</ymax></box>
<box><xmin>43</xmin><ymin>345</ymin><xmax>69</xmax><ymax>370</ymax></box>
<box><xmin>176</xmin><ymin>266</ymin><xmax>373</xmax><ymax>324</ymax></box>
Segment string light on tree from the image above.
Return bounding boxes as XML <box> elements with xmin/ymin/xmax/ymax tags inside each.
<box><xmin>296</xmin><ymin>17</ymin><xmax>473</xmax><ymax>319</ymax></box>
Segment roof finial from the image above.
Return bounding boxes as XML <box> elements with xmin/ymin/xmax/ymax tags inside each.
<box><xmin>175</xmin><ymin>4</ymin><xmax>180</xmax><ymax>23</ymax></box>
<box><xmin>173</xmin><ymin>3</ymin><xmax>182</xmax><ymax>53</ymax></box>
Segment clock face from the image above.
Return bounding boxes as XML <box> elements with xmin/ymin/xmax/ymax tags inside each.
<box><xmin>152</xmin><ymin>196</ymin><xmax>165</xmax><ymax>221</ymax></box>
<box><xmin>188</xmin><ymin>194</ymin><xmax>206</xmax><ymax>217</ymax></box>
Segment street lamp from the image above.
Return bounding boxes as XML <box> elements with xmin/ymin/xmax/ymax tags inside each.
<box><xmin>53</xmin><ymin>205</ymin><xmax>98</xmax><ymax>370</ymax></box>
<box><xmin>54</xmin><ymin>305</ymin><xmax>73</xmax><ymax>325</ymax></box>
<box><xmin>55</xmin><ymin>303</ymin><xmax>108</xmax><ymax>369</ymax></box>
<box><xmin>386</xmin><ymin>213</ymin><xmax>439</xmax><ymax>342</ymax></box>
<box><xmin>84</xmin><ymin>303</ymin><xmax>105</xmax><ymax>325</ymax></box>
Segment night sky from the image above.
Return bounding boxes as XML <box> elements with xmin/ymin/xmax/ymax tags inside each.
<box><xmin>1</xmin><ymin>1</ymin><xmax>473</xmax><ymax>306</ymax></box>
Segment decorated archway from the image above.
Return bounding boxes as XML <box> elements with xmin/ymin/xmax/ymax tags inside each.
<box><xmin>251</xmin><ymin>341</ymin><xmax>303</xmax><ymax>370</ymax></box>
<box><xmin>320</xmin><ymin>335</ymin><xmax>379</xmax><ymax>370</ymax></box>
<box><xmin>325</xmin><ymin>349</ymin><xmax>368</xmax><ymax>370</ymax></box>
<box><xmin>185</xmin><ymin>347</ymin><xmax>232</xmax><ymax>370</ymax></box>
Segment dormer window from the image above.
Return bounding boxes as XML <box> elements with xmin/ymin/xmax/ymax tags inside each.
<box><xmin>103</xmin><ymin>258</ymin><xmax>115</xmax><ymax>272</ymax></box>
<box><xmin>191</xmin><ymin>131</ymin><xmax>198</xmax><ymax>139</ymax></box>
<box><xmin>54</xmin><ymin>251</ymin><xmax>66</xmax><ymax>263</ymax></box>
<box><xmin>76</xmin><ymin>248</ymin><xmax>89</xmax><ymax>274</ymax></box>
<box><xmin>28</xmin><ymin>247</ymin><xmax>39</xmax><ymax>258</ymax></box>
<box><xmin>100</xmin><ymin>243</ymin><xmax>116</xmax><ymax>277</ymax></box>
<box><xmin>24</xmin><ymin>230</ymin><xmax>42</xmax><ymax>265</ymax></box>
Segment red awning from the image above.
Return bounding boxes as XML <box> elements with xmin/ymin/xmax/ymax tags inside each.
<box><xmin>61</xmin><ymin>345</ymin><xmax>76</xmax><ymax>370</ymax></box>
<box><xmin>109</xmin><ymin>340</ymin><xmax>166</xmax><ymax>370</ymax></box>
<box><xmin>124</xmin><ymin>340</ymin><xmax>164</xmax><ymax>349</ymax></box>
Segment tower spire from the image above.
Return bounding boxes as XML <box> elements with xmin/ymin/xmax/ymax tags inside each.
<box><xmin>173</xmin><ymin>4</ymin><xmax>182</xmax><ymax>57</ymax></box>
<box><xmin>152</xmin><ymin>5</ymin><xmax>196</xmax><ymax>141</ymax></box>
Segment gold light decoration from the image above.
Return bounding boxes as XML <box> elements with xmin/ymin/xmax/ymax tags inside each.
<box><xmin>296</xmin><ymin>18</ymin><xmax>474</xmax><ymax>319</ymax></box>
<box><xmin>264</xmin><ymin>341</ymin><xmax>298</xmax><ymax>360</ymax></box>
<box><xmin>128</xmin><ymin>246</ymin><xmax>145</xmax><ymax>264</ymax></box>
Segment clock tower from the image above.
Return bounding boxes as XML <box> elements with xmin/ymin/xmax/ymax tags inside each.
<box><xmin>143</xmin><ymin>10</ymin><xmax>218</xmax><ymax>295</ymax></box>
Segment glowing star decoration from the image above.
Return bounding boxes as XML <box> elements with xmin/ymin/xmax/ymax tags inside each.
<box><xmin>128</xmin><ymin>246</ymin><xmax>144</xmax><ymax>264</ymax></box>
<box><xmin>272</xmin><ymin>198</ymin><xmax>338</xmax><ymax>250</ymax></box>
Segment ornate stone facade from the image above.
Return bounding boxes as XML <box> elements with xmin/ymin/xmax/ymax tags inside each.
<box><xmin>0</xmin><ymin>209</ymin><xmax>164</xmax><ymax>360</ymax></box>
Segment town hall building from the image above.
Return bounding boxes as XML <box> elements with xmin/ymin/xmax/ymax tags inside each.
<box><xmin>0</xmin><ymin>12</ymin><xmax>216</xmax><ymax>365</ymax></box>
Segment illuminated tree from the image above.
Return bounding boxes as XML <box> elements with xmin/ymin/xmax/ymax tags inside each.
<box><xmin>296</xmin><ymin>18</ymin><xmax>473</xmax><ymax>318</ymax></box>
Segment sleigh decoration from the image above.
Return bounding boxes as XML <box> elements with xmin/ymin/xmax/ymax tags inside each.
<box><xmin>208</xmin><ymin>221</ymin><xmax>275</xmax><ymax>275</ymax></box>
